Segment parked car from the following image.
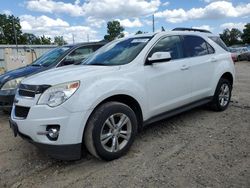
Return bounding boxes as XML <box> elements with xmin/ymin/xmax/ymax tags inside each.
<box><xmin>246</xmin><ymin>45</ymin><xmax>250</xmax><ymax>51</ymax></box>
<box><xmin>237</xmin><ymin>47</ymin><xmax>250</xmax><ymax>61</ymax></box>
<box><xmin>229</xmin><ymin>47</ymin><xmax>250</xmax><ymax>61</ymax></box>
<box><xmin>10</xmin><ymin>28</ymin><xmax>235</xmax><ymax>161</ymax></box>
<box><xmin>0</xmin><ymin>42</ymin><xmax>106</xmax><ymax>113</ymax></box>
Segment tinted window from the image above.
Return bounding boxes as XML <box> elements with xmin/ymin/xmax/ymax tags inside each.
<box><xmin>149</xmin><ymin>36</ymin><xmax>184</xmax><ymax>60</ymax></box>
<box><xmin>83</xmin><ymin>37</ymin><xmax>151</xmax><ymax>66</ymax></box>
<box><xmin>183</xmin><ymin>36</ymin><xmax>211</xmax><ymax>57</ymax></box>
<box><xmin>206</xmin><ymin>43</ymin><xmax>215</xmax><ymax>54</ymax></box>
<box><xmin>68</xmin><ymin>46</ymin><xmax>93</xmax><ymax>60</ymax></box>
<box><xmin>209</xmin><ymin>36</ymin><xmax>228</xmax><ymax>51</ymax></box>
<box><xmin>92</xmin><ymin>44</ymin><xmax>103</xmax><ymax>51</ymax></box>
<box><xmin>60</xmin><ymin>46</ymin><xmax>94</xmax><ymax>66</ymax></box>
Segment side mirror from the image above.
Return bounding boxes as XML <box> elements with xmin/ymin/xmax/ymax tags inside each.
<box><xmin>147</xmin><ymin>52</ymin><xmax>172</xmax><ymax>65</ymax></box>
<box><xmin>59</xmin><ymin>57</ymin><xmax>75</xmax><ymax>67</ymax></box>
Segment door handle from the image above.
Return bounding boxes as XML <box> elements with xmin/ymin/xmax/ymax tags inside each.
<box><xmin>180</xmin><ymin>65</ymin><xmax>190</xmax><ymax>70</ymax></box>
<box><xmin>211</xmin><ymin>58</ymin><xmax>217</xmax><ymax>63</ymax></box>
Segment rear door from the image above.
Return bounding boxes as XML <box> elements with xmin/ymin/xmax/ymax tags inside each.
<box><xmin>182</xmin><ymin>35</ymin><xmax>216</xmax><ymax>101</ymax></box>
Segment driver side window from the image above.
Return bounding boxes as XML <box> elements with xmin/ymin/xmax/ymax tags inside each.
<box><xmin>149</xmin><ymin>36</ymin><xmax>184</xmax><ymax>60</ymax></box>
<box><xmin>59</xmin><ymin>46</ymin><xmax>94</xmax><ymax>66</ymax></box>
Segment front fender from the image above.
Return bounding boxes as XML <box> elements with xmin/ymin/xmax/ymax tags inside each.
<box><xmin>64</xmin><ymin>77</ymin><xmax>148</xmax><ymax>118</ymax></box>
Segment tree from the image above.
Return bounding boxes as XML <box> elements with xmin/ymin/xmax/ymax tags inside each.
<box><xmin>220</xmin><ymin>28</ymin><xmax>242</xmax><ymax>46</ymax></box>
<box><xmin>104</xmin><ymin>20</ymin><xmax>124</xmax><ymax>41</ymax></box>
<box><xmin>54</xmin><ymin>36</ymin><xmax>67</xmax><ymax>46</ymax></box>
<box><xmin>241</xmin><ymin>23</ymin><xmax>250</xmax><ymax>44</ymax></box>
<box><xmin>135</xmin><ymin>30</ymin><xmax>143</xmax><ymax>35</ymax></box>
<box><xmin>40</xmin><ymin>35</ymin><xmax>51</xmax><ymax>45</ymax></box>
<box><xmin>0</xmin><ymin>14</ymin><xmax>23</xmax><ymax>44</ymax></box>
<box><xmin>20</xmin><ymin>33</ymin><xmax>41</xmax><ymax>44</ymax></box>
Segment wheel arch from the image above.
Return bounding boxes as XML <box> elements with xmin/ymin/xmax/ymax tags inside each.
<box><xmin>220</xmin><ymin>72</ymin><xmax>234</xmax><ymax>87</ymax></box>
<box><xmin>84</xmin><ymin>94</ymin><xmax>144</xmax><ymax>135</ymax></box>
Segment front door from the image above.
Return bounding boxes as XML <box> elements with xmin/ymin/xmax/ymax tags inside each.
<box><xmin>144</xmin><ymin>35</ymin><xmax>193</xmax><ymax>117</ymax></box>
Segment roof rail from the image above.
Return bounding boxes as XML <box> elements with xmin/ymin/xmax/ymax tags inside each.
<box><xmin>172</xmin><ymin>27</ymin><xmax>212</xmax><ymax>33</ymax></box>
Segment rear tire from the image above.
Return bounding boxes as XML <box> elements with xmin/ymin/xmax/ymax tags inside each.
<box><xmin>84</xmin><ymin>102</ymin><xmax>138</xmax><ymax>161</ymax></box>
<box><xmin>210</xmin><ymin>78</ymin><xmax>232</xmax><ymax>111</ymax></box>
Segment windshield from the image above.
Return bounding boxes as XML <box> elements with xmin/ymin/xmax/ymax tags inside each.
<box><xmin>82</xmin><ymin>37</ymin><xmax>151</xmax><ymax>66</ymax></box>
<box><xmin>32</xmin><ymin>47</ymin><xmax>71</xmax><ymax>67</ymax></box>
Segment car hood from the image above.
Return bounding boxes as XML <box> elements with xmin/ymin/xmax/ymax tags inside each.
<box><xmin>0</xmin><ymin>65</ymin><xmax>44</xmax><ymax>86</ymax></box>
<box><xmin>22</xmin><ymin>65</ymin><xmax>120</xmax><ymax>86</ymax></box>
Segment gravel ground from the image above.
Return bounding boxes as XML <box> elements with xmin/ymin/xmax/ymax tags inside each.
<box><xmin>0</xmin><ymin>61</ymin><xmax>250</xmax><ymax>188</ymax></box>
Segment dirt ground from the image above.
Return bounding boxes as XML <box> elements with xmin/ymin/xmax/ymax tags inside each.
<box><xmin>0</xmin><ymin>62</ymin><xmax>250</xmax><ymax>188</ymax></box>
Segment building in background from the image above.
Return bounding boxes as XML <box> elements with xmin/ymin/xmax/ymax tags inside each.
<box><xmin>0</xmin><ymin>45</ymin><xmax>56</xmax><ymax>74</ymax></box>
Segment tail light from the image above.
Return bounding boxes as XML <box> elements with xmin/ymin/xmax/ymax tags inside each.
<box><xmin>231</xmin><ymin>53</ymin><xmax>236</xmax><ymax>64</ymax></box>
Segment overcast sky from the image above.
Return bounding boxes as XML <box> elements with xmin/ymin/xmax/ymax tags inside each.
<box><xmin>1</xmin><ymin>0</ymin><xmax>250</xmax><ymax>43</ymax></box>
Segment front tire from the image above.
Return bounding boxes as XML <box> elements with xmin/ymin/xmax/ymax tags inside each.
<box><xmin>84</xmin><ymin>102</ymin><xmax>138</xmax><ymax>161</ymax></box>
<box><xmin>210</xmin><ymin>78</ymin><xmax>232</xmax><ymax>111</ymax></box>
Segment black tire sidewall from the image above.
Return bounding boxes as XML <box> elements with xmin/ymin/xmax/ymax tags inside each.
<box><xmin>91</xmin><ymin>102</ymin><xmax>138</xmax><ymax>161</ymax></box>
<box><xmin>213</xmin><ymin>78</ymin><xmax>232</xmax><ymax>111</ymax></box>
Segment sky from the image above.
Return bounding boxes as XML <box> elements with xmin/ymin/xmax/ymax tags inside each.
<box><xmin>0</xmin><ymin>0</ymin><xmax>250</xmax><ymax>43</ymax></box>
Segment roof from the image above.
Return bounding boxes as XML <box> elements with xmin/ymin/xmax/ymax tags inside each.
<box><xmin>172</xmin><ymin>27</ymin><xmax>212</xmax><ymax>33</ymax></box>
<box><xmin>64</xmin><ymin>41</ymin><xmax>107</xmax><ymax>48</ymax></box>
<box><xmin>124</xmin><ymin>29</ymin><xmax>217</xmax><ymax>40</ymax></box>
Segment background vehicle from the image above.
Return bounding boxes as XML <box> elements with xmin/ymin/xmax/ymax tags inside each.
<box><xmin>10</xmin><ymin>28</ymin><xmax>235</xmax><ymax>161</ymax></box>
<box><xmin>0</xmin><ymin>42</ymin><xmax>106</xmax><ymax>112</ymax></box>
<box><xmin>237</xmin><ymin>47</ymin><xmax>250</xmax><ymax>61</ymax></box>
<box><xmin>229</xmin><ymin>47</ymin><xmax>250</xmax><ymax>61</ymax></box>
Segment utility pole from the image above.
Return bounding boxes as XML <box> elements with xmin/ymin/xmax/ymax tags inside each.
<box><xmin>152</xmin><ymin>14</ymin><xmax>155</xmax><ymax>33</ymax></box>
<box><xmin>12</xmin><ymin>17</ymin><xmax>18</xmax><ymax>53</ymax></box>
<box><xmin>87</xmin><ymin>34</ymin><xmax>89</xmax><ymax>42</ymax></box>
<box><xmin>72</xmin><ymin>34</ymin><xmax>75</xmax><ymax>44</ymax></box>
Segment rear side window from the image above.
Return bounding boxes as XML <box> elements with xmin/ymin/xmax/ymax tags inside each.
<box><xmin>69</xmin><ymin>46</ymin><xmax>94</xmax><ymax>60</ymax></box>
<box><xmin>92</xmin><ymin>44</ymin><xmax>104</xmax><ymax>51</ymax></box>
<box><xmin>149</xmin><ymin>35</ymin><xmax>184</xmax><ymax>60</ymax></box>
<box><xmin>182</xmin><ymin>35</ymin><xmax>213</xmax><ymax>57</ymax></box>
<box><xmin>208</xmin><ymin>36</ymin><xmax>228</xmax><ymax>51</ymax></box>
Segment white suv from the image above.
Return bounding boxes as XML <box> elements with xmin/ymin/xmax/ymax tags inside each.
<box><xmin>10</xmin><ymin>28</ymin><xmax>235</xmax><ymax>161</ymax></box>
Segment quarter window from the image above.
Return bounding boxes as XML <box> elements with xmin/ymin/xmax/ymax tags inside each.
<box><xmin>148</xmin><ymin>36</ymin><xmax>184</xmax><ymax>60</ymax></box>
<box><xmin>208</xmin><ymin>36</ymin><xmax>228</xmax><ymax>51</ymax></box>
<box><xmin>206</xmin><ymin>43</ymin><xmax>215</xmax><ymax>54</ymax></box>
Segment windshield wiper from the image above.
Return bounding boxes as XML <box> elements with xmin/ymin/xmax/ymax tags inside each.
<box><xmin>31</xmin><ymin>64</ymin><xmax>44</xmax><ymax>67</ymax></box>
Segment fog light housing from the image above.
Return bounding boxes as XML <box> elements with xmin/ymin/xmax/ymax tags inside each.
<box><xmin>46</xmin><ymin>125</ymin><xmax>60</xmax><ymax>141</ymax></box>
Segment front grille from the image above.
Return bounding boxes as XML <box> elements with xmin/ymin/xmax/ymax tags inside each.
<box><xmin>15</xmin><ymin>105</ymin><xmax>30</xmax><ymax>119</ymax></box>
<box><xmin>18</xmin><ymin>84</ymin><xmax>51</xmax><ymax>97</ymax></box>
<box><xmin>18</xmin><ymin>89</ymin><xmax>35</xmax><ymax>98</ymax></box>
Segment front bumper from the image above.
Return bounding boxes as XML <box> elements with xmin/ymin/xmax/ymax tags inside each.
<box><xmin>10</xmin><ymin>88</ymin><xmax>93</xmax><ymax>160</ymax></box>
<box><xmin>10</xmin><ymin>118</ymin><xmax>83</xmax><ymax>160</ymax></box>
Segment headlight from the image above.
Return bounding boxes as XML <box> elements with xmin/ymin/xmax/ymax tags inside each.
<box><xmin>37</xmin><ymin>81</ymin><xmax>80</xmax><ymax>107</ymax></box>
<box><xmin>1</xmin><ymin>77</ymin><xmax>24</xmax><ymax>90</ymax></box>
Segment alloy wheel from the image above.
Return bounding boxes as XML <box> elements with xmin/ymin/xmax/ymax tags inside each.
<box><xmin>100</xmin><ymin>113</ymin><xmax>132</xmax><ymax>153</ymax></box>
